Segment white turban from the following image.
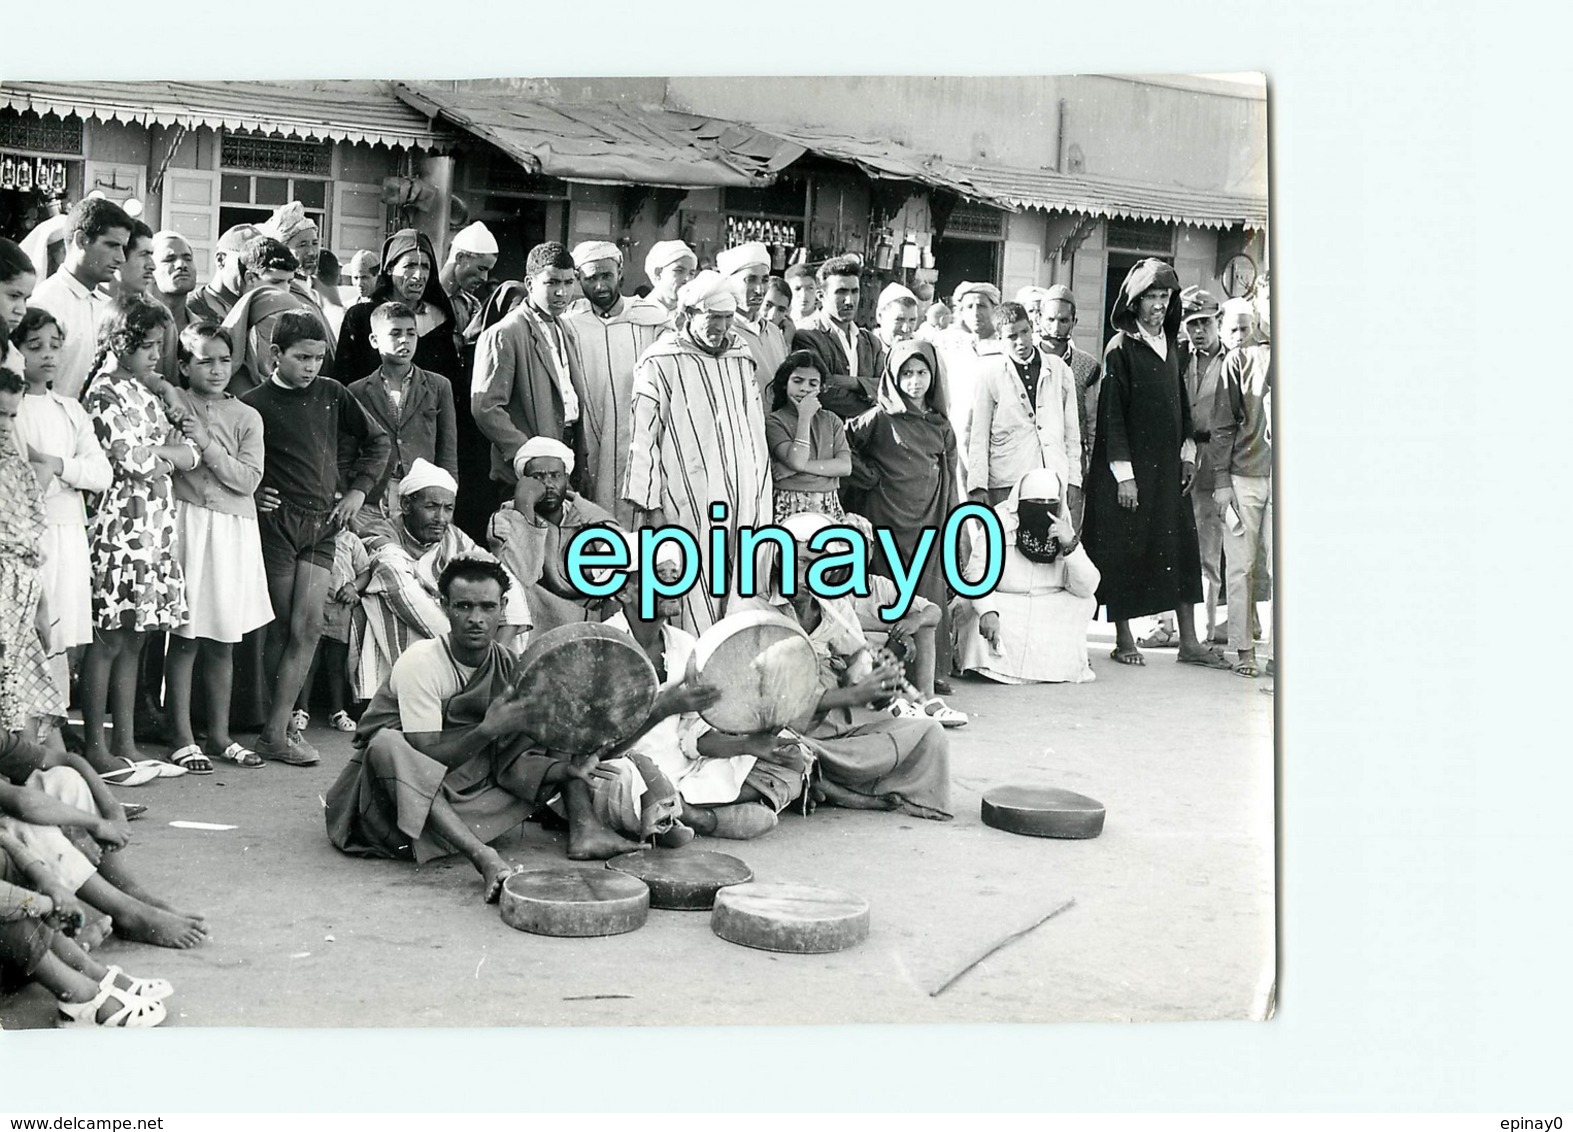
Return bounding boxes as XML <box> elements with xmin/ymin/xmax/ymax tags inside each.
<box><xmin>259</xmin><ymin>201</ymin><xmax>318</xmax><ymax>243</ymax></box>
<box><xmin>512</xmin><ymin>435</ymin><xmax>576</xmax><ymax>479</ymax></box>
<box><xmin>952</xmin><ymin>281</ymin><xmax>1001</xmax><ymax>306</ymax></box>
<box><xmin>716</xmin><ymin>242</ymin><xmax>770</xmax><ymax>277</ymax></box>
<box><xmin>877</xmin><ymin>282</ymin><xmax>918</xmax><ymax>310</ymax></box>
<box><xmin>644</xmin><ymin>240</ymin><xmax>697</xmax><ymax>283</ymax></box>
<box><xmin>572</xmin><ymin>240</ymin><xmax>622</xmax><ymax>269</ymax></box>
<box><xmin>676</xmin><ymin>270</ymin><xmax>738</xmax><ymax>314</ymax></box>
<box><xmin>1016</xmin><ymin>285</ymin><xmax>1051</xmax><ymax>306</ymax></box>
<box><xmin>398</xmin><ymin>458</ymin><xmax>457</xmax><ymax>499</ymax></box>
<box><xmin>779</xmin><ymin>511</ymin><xmax>834</xmax><ymax>544</ymax></box>
<box><xmin>450</xmin><ymin>222</ymin><xmax>499</xmax><ymax>256</ymax></box>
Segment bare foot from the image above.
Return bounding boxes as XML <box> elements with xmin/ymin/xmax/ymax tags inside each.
<box><xmin>479</xmin><ymin>852</ymin><xmax>518</xmax><ymax>905</ymax></box>
<box><xmin>115</xmin><ymin>904</ymin><xmax>209</xmax><ymax>949</ymax></box>
<box><xmin>567</xmin><ymin>824</ymin><xmax>643</xmax><ymax>861</ymax></box>
<box><xmin>78</xmin><ymin>916</ymin><xmax>113</xmax><ymax>951</ymax></box>
<box><xmin>1110</xmin><ymin>646</ymin><xmax>1145</xmax><ymax>666</ymax></box>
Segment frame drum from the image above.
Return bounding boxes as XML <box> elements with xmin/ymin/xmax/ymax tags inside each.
<box><xmin>514</xmin><ymin>623</ymin><xmax>658</xmax><ymax>755</ymax></box>
<box><xmin>692</xmin><ymin>611</ymin><xmax>822</xmax><ymax>734</ymax></box>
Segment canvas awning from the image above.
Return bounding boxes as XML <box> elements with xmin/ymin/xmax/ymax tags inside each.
<box><xmin>395</xmin><ymin>83</ymin><xmax>806</xmax><ymax>189</ymax></box>
<box><xmin>961</xmin><ymin>162</ymin><xmax>1268</xmax><ymax>230</ymax></box>
<box><xmin>0</xmin><ymin>80</ymin><xmax>453</xmax><ymax>150</ymax></box>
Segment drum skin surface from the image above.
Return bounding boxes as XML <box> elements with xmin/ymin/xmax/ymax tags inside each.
<box><xmin>515</xmin><ymin>623</ymin><xmax>658</xmax><ymax>755</ymax></box>
<box><xmin>498</xmin><ymin>868</ymin><xmax>650</xmax><ymax>937</ymax></box>
<box><xmin>607</xmin><ymin>849</ymin><xmax>753</xmax><ymax>911</ymax></box>
<box><xmin>710</xmin><ymin>881</ymin><xmax>870</xmax><ymax>954</ymax></box>
<box><xmin>980</xmin><ymin>785</ymin><xmax>1106</xmax><ymax>839</ymax></box>
<box><xmin>693</xmin><ymin>611</ymin><xmax>821</xmax><ymax>734</ymax></box>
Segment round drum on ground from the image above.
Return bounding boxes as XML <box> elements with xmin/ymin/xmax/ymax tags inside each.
<box><xmin>607</xmin><ymin>848</ymin><xmax>753</xmax><ymax>911</ymax></box>
<box><xmin>692</xmin><ymin>611</ymin><xmax>822</xmax><ymax>734</ymax></box>
<box><xmin>498</xmin><ymin>868</ymin><xmax>650</xmax><ymax>937</ymax></box>
<box><xmin>514</xmin><ymin>623</ymin><xmax>658</xmax><ymax>755</ymax></box>
<box><xmin>980</xmin><ymin>785</ymin><xmax>1106</xmax><ymax>839</ymax></box>
<box><xmin>710</xmin><ymin>881</ymin><xmax>870</xmax><ymax>954</ymax></box>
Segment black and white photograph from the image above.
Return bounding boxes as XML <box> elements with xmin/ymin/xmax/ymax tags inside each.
<box><xmin>0</xmin><ymin>73</ymin><xmax>1273</xmax><ymax>1031</ymax></box>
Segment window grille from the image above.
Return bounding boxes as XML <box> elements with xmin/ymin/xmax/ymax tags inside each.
<box><xmin>1105</xmin><ymin>217</ymin><xmax>1175</xmax><ymax>253</ymax></box>
<box><xmin>221</xmin><ymin>132</ymin><xmax>333</xmax><ymax>177</ymax></box>
<box><xmin>0</xmin><ymin>110</ymin><xmax>84</xmax><ymax>156</ymax></box>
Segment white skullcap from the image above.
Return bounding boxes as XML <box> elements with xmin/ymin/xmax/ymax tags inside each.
<box><xmin>450</xmin><ymin>222</ymin><xmax>499</xmax><ymax>256</ymax></box>
<box><xmin>677</xmin><ymin>270</ymin><xmax>738</xmax><ymax>314</ymax></box>
<box><xmin>644</xmin><ymin>240</ymin><xmax>697</xmax><ymax>282</ymax></box>
<box><xmin>778</xmin><ymin>511</ymin><xmax>835</xmax><ymax>544</ymax></box>
<box><xmin>1016</xmin><ymin>285</ymin><xmax>1051</xmax><ymax>306</ymax></box>
<box><xmin>259</xmin><ymin>201</ymin><xmax>317</xmax><ymax>243</ymax></box>
<box><xmin>512</xmin><ymin>435</ymin><xmax>576</xmax><ymax>479</ymax></box>
<box><xmin>572</xmin><ymin>240</ymin><xmax>622</xmax><ymax>269</ymax></box>
<box><xmin>877</xmin><ymin>282</ymin><xmax>919</xmax><ymax>309</ymax></box>
<box><xmin>618</xmin><ymin>528</ymin><xmax>682</xmax><ymax>570</ymax></box>
<box><xmin>716</xmin><ymin>242</ymin><xmax>770</xmax><ymax>277</ymax></box>
<box><xmin>1221</xmin><ymin>297</ymin><xmax>1256</xmax><ymax>323</ymax></box>
<box><xmin>399</xmin><ymin>458</ymin><xmax>457</xmax><ymax>499</ymax></box>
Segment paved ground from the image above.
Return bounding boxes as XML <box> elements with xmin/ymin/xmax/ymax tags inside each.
<box><xmin>1</xmin><ymin>626</ymin><xmax>1274</xmax><ymax>1029</ymax></box>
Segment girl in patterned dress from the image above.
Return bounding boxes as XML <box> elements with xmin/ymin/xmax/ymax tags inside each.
<box><xmin>0</xmin><ymin>365</ymin><xmax>67</xmax><ymax>737</ymax></box>
<box><xmin>764</xmin><ymin>351</ymin><xmax>851</xmax><ymax>521</ymax></box>
<box><xmin>78</xmin><ymin>298</ymin><xmax>202</xmax><ymax>781</ymax></box>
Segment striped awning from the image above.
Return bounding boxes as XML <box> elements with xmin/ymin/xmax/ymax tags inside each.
<box><xmin>0</xmin><ymin>80</ymin><xmax>454</xmax><ymax>150</ymax></box>
<box><xmin>961</xmin><ymin>162</ymin><xmax>1268</xmax><ymax>230</ymax></box>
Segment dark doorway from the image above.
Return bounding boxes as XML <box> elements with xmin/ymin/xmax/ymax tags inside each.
<box><xmin>935</xmin><ymin>238</ymin><xmax>999</xmax><ymax>307</ymax></box>
<box><xmin>1103</xmin><ymin>251</ymin><xmax>1174</xmax><ymax>348</ymax></box>
<box><xmin>479</xmin><ymin>197</ymin><xmax>560</xmax><ymax>284</ymax></box>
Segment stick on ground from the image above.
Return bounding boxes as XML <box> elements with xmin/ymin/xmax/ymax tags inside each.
<box><xmin>929</xmin><ymin>898</ymin><xmax>1078</xmax><ymax>997</ymax></box>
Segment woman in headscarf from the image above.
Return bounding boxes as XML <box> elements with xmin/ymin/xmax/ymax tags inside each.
<box><xmin>334</xmin><ymin>230</ymin><xmax>461</xmax><ymax>384</ymax></box>
<box><xmin>1081</xmin><ymin>257</ymin><xmax>1228</xmax><ymax>670</ymax></box>
<box><xmin>846</xmin><ymin>337</ymin><xmax>960</xmax><ymax>683</ymax></box>
<box><xmin>953</xmin><ymin>467</ymin><xmax>1100</xmax><ymax>684</ymax></box>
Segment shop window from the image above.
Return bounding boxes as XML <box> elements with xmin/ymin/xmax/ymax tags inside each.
<box><xmin>1106</xmin><ymin>217</ymin><xmax>1174</xmax><ymax>254</ymax></box>
<box><xmin>944</xmin><ymin>203</ymin><xmax>1007</xmax><ymax>240</ymax></box>
<box><xmin>0</xmin><ymin>110</ymin><xmax>84</xmax><ymax>156</ymax></box>
<box><xmin>221</xmin><ymin>132</ymin><xmax>332</xmax><ymax>177</ymax></box>
<box><xmin>220</xmin><ymin>171</ymin><xmax>327</xmax><ymax>234</ymax></box>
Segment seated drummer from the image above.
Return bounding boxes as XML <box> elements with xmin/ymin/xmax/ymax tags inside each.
<box><xmin>739</xmin><ymin>512</ymin><xmax>953</xmax><ymax>821</ymax></box>
<box><xmin>487</xmin><ymin>437</ymin><xmax>620</xmax><ymax>635</ymax></box>
<box><xmin>602</xmin><ymin>533</ymin><xmax>808</xmax><ymax>841</ymax></box>
<box><xmin>347</xmin><ymin>459</ymin><xmax>531</xmax><ymax>702</ymax></box>
<box><xmin>324</xmin><ymin>556</ymin><xmax>714</xmax><ymax>903</ymax></box>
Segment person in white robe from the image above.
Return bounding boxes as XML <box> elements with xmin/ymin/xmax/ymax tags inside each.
<box><xmin>622</xmin><ymin>271</ymin><xmax>772</xmax><ymax>634</ymax></box>
<box><xmin>953</xmin><ymin>467</ymin><xmax>1100</xmax><ymax>685</ymax></box>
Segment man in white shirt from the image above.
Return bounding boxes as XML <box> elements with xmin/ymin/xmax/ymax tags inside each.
<box><xmin>790</xmin><ymin>255</ymin><xmax>879</xmax><ymax>420</ymax></box>
<box><xmin>29</xmin><ymin>198</ymin><xmax>134</xmax><ymax>398</ymax></box>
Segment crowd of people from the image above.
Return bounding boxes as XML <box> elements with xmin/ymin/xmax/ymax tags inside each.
<box><xmin>0</xmin><ymin>192</ymin><xmax>1272</xmax><ymax>1027</ymax></box>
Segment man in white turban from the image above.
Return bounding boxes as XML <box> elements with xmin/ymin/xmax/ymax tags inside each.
<box><xmin>258</xmin><ymin>201</ymin><xmax>331</xmax><ymax>310</ymax></box>
<box><xmin>624</xmin><ymin>270</ymin><xmax>773</xmax><ymax>633</ymax></box>
<box><xmin>486</xmin><ymin>435</ymin><xmax>620</xmax><ymax>635</ymax></box>
<box><xmin>348</xmin><ymin>459</ymin><xmax>531</xmax><ymax>699</ymax></box>
<box><xmin>716</xmin><ymin>241</ymin><xmax>788</xmax><ymax>400</ymax></box>
<box><xmin>933</xmin><ymin>279</ymin><xmax>1004</xmax><ymax>452</ymax></box>
<box><xmin>441</xmin><ymin>222</ymin><xmax>499</xmax><ymax>351</ymax></box>
<box><xmin>872</xmin><ymin>281</ymin><xmax>921</xmax><ymax>367</ymax></box>
<box><xmin>563</xmin><ymin>239</ymin><xmax>670</xmax><ymax>523</ymax></box>
<box><xmin>643</xmin><ymin>240</ymin><xmax>697</xmax><ymax>315</ymax></box>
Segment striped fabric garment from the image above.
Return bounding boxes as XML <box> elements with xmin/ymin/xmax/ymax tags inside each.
<box><xmin>563</xmin><ymin>298</ymin><xmax>670</xmax><ymax>519</ymax></box>
<box><xmin>624</xmin><ymin>330</ymin><xmax>774</xmax><ymax>635</ymax></box>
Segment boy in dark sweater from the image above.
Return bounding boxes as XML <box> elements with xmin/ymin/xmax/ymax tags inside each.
<box><xmin>242</xmin><ymin>312</ymin><xmax>391</xmax><ymax>765</ymax></box>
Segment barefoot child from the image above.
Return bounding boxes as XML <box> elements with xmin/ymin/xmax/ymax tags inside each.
<box><xmin>78</xmin><ymin>297</ymin><xmax>201</xmax><ymax>782</ymax></box>
<box><xmin>163</xmin><ymin>323</ymin><xmax>274</xmax><ymax>773</ymax></box>
<box><xmin>11</xmin><ymin>308</ymin><xmax>112</xmax><ymax>740</ymax></box>
<box><xmin>241</xmin><ymin>311</ymin><xmax>390</xmax><ymax>765</ymax></box>
<box><xmin>765</xmin><ymin>351</ymin><xmax>851</xmax><ymax>520</ymax></box>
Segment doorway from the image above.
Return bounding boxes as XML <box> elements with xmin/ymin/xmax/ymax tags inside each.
<box><xmin>1103</xmin><ymin>251</ymin><xmax>1174</xmax><ymax>344</ymax></box>
<box><xmin>935</xmin><ymin>237</ymin><xmax>999</xmax><ymax>307</ymax></box>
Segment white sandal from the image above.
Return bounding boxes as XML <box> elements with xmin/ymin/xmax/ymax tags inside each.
<box><xmin>101</xmin><ymin>965</ymin><xmax>174</xmax><ymax>1001</ymax></box>
<box><xmin>58</xmin><ymin>983</ymin><xmax>166</xmax><ymax>1028</ymax></box>
<box><xmin>922</xmin><ymin>698</ymin><xmax>969</xmax><ymax>728</ymax></box>
<box><xmin>290</xmin><ymin>709</ymin><xmax>310</xmax><ymax>732</ymax></box>
<box><xmin>887</xmin><ymin>699</ymin><xmax>928</xmax><ymax>721</ymax></box>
